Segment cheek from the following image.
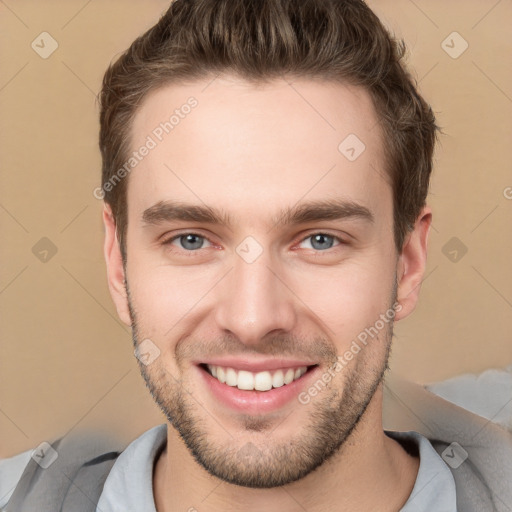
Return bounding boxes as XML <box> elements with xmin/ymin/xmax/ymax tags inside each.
<box><xmin>288</xmin><ymin>255</ymin><xmax>396</xmax><ymax>342</ymax></box>
<box><xmin>127</xmin><ymin>268</ymin><xmax>209</xmax><ymax>374</ymax></box>
<box><xmin>126</xmin><ymin>261</ymin><xmax>221</xmax><ymax>333</ymax></box>
<box><xmin>126</xmin><ymin>234</ymin><xmax>397</xmax><ymax>352</ymax></box>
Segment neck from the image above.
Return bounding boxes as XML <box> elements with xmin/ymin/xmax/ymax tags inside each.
<box><xmin>153</xmin><ymin>385</ymin><xmax>419</xmax><ymax>512</ymax></box>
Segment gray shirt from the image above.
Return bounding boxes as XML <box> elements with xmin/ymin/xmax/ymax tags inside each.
<box><xmin>0</xmin><ymin>425</ymin><xmax>457</xmax><ymax>511</ymax></box>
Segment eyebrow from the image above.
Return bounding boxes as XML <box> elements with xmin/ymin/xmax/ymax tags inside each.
<box><xmin>141</xmin><ymin>198</ymin><xmax>374</xmax><ymax>229</ymax></box>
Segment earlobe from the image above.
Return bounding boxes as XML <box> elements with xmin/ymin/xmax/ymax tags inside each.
<box><xmin>103</xmin><ymin>204</ymin><xmax>132</xmax><ymax>326</ymax></box>
<box><xmin>394</xmin><ymin>206</ymin><xmax>432</xmax><ymax>322</ymax></box>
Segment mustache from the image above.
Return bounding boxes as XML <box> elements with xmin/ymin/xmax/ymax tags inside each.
<box><xmin>173</xmin><ymin>333</ymin><xmax>338</xmax><ymax>366</ymax></box>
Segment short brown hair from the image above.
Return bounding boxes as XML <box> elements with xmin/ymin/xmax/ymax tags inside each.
<box><xmin>99</xmin><ymin>0</ymin><xmax>438</xmax><ymax>258</ymax></box>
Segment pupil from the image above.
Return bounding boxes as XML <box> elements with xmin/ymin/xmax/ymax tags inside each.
<box><xmin>183</xmin><ymin>234</ymin><xmax>202</xmax><ymax>250</ymax></box>
<box><xmin>312</xmin><ymin>234</ymin><xmax>332</xmax><ymax>250</ymax></box>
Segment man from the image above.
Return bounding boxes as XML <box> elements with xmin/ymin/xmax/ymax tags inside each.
<box><xmin>2</xmin><ymin>0</ymin><xmax>511</xmax><ymax>510</ymax></box>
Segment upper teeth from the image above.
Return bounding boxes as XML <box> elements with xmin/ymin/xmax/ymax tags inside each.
<box><xmin>206</xmin><ymin>365</ymin><xmax>309</xmax><ymax>391</ymax></box>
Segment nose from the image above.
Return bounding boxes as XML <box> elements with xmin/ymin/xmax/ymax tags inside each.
<box><xmin>214</xmin><ymin>250</ymin><xmax>297</xmax><ymax>347</ymax></box>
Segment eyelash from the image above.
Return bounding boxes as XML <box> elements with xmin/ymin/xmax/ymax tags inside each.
<box><xmin>161</xmin><ymin>231</ymin><xmax>346</xmax><ymax>254</ymax></box>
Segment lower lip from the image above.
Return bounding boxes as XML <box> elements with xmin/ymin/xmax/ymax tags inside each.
<box><xmin>196</xmin><ymin>364</ymin><xmax>320</xmax><ymax>414</ymax></box>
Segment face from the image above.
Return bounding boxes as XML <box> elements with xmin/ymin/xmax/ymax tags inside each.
<box><xmin>104</xmin><ymin>75</ymin><xmax>429</xmax><ymax>488</ymax></box>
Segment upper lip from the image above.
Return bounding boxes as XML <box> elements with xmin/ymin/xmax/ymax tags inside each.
<box><xmin>197</xmin><ymin>358</ymin><xmax>318</xmax><ymax>373</ymax></box>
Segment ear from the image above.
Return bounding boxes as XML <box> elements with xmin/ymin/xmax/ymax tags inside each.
<box><xmin>394</xmin><ymin>205</ymin><xmax>432</xmax><ymax>321</ymax></box>
<box><xmin>103</xmin><ymin>203</ymin><xmax>132</xmax><ymax>326</ymax></box>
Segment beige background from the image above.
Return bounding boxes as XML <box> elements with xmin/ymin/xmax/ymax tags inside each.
<box><xmin>1</xmin><ymin>0</ymin><xmax>511</xmax><ymax>458</ymax></box>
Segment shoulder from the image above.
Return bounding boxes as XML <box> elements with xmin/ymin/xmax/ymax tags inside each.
<box><xmin>2</xmin><ymin>429</ymin><xmax>125</xmax><ymax>511</ymax></box>
<box><xmin>0</xmin><ymin>449</ymin><xmax>33</xmax><ymax>508</ymax></box>
<box><xmin>385</xmin><ymin>373</ymin><xmax>512</xmax><ymax>511</ymax></box>
<box><xmin>386</xmin><ymin>429</ymin><xmax>458</xmax><ymax>511</ymax></box>
<box><xmin>426</xmin><ymin>365</ymin><xmax>512</xmax><ymax>431</ymax></box>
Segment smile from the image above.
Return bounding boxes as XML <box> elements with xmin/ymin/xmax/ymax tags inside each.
<box><xmin>197</xmin><ymin>362</ymin><xmax>320</xmax><ymax>414</ymax></box>
<box><xmin>204</xmin><ymin>364</ymin><xmax>311</xmax><ymax>391</ymax></box>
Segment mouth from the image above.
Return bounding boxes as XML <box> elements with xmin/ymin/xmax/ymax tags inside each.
<box><xmin>196</xmin><ymin>362</ymin><xmax>320</xmax><ymax>414</ymax></box>
<box><xmin>200</xmin><ymin>363</ymin><xmax>318</xmax><ymax>391</ymax></box>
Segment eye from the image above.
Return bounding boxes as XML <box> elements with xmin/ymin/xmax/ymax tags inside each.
<box><xmin>298</xmin><ymin>233</ymin><xmax>342</xmax><ymax>251</ymax></box>
<box><xmin>164</xmin><ymin>233</ymin><xmax>212</xmax><ymax>251</ymax></box>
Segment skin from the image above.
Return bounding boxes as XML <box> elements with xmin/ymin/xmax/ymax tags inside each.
<box><xmin>103</xmin><ymin>75</ymin><xmax>431</xmax><ymax>511</ymax></box>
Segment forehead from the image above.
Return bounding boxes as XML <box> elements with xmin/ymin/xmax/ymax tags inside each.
<box><xmin>127</xmin><ymin>76</ymin><xmax>391</xmax><ymax>228</ymax></box>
